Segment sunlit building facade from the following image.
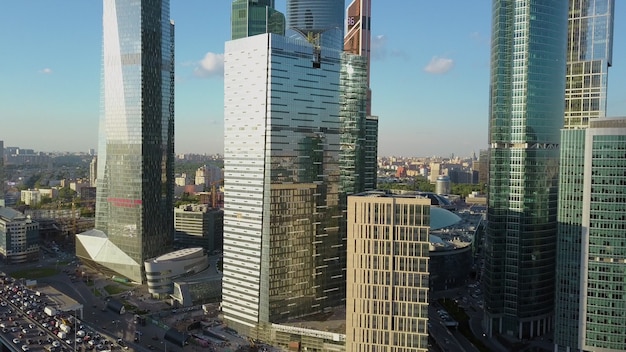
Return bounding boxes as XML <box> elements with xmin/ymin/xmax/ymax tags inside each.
<box><xmin>484</xmin><ymin>0</ymin><xmax>568</xmax><ymax>339</ymax></box>
<box><xmin>344</xmin><ymin>0</ymin><xmax>371</xmax><ymax>115</ymax></box>
<box><xmin>554</xmin><ymin>1</ymin><xmax>615</xmax><ymax>350</ymax></box>
<box><xmin>222</xmin><ymin>32</ymin><xmax>344</xmax><ymax>339</ymax></box>
<box><xmin>76</xmin><ymin>0</ymin><xmax>175</xmax><ymax>283</ymax></box>
<box><xmin>346</xmin><ymin>193</ymin><xmax>431</xmax><ymax>351</ymax></box>
<box><xmin>341</xmin><ymin>0</ymin><xmax>377</xmax><ymax>194</ymax></box>
<box><xmin>0</xmin><ymin>207</ymin><xmax>39</xmax><ymax>264</ymax></box>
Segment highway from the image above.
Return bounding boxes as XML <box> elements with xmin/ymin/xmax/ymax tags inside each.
<box><xmin>0</xmin><ymin>333</ymin><xmax>22</xmax><ymax>352</ymax></box>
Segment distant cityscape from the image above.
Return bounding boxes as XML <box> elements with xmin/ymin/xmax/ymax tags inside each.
<box><xmin>1</xmin><ymin>1</ymin><xmax>625</xmax><ymax>352</ymax></box>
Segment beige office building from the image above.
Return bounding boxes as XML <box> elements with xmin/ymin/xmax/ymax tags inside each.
<box><xmin>347</xmin><ymin>192</ymin><xmax>430</xmax><ymax>351</ymax></box>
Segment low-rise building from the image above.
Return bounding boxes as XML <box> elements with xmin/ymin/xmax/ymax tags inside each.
<box><xmin>0</xmin><ymin>206</ymin><xmax>39</xmax><ymax>263</ymax></box>
<box><xmin>20</xmin><ymin>189</ymin><xmax>41</xmax><ymax>206</ymax></box>
<box><xmin>174</xmin><ymin>204</ymin><xmax>223</xmax><ymax>252</ymax></box>
<box><xmin>144</xmin><ymin>248</ymin><xmax>209</xmax><ymax>299</ymax></box>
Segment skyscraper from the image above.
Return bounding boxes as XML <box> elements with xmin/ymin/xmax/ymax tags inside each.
<box><xmin>344</xmin><ymin>0</ymin><xmax>372</xmax><ymax>115</ymax></box>
<box><xmin>222</xmin><ymin>27</ymin><xmax>345</xmax><ymax>343</ymax></box>
<box><xmin>342</xmin><ymin>0</ymin><xmax>377</xmax><ymax>194</ymax></box>
<box><xmin>89</xmin><ymin>156</ymin><xmax>97</xmax><ymax>187</ymax></box>
<box><xmin>563</xmin><ymin>0</ymin><xmax>614</xmax><ymax>130</ymax></box>
<box><xmin>484</xmin><ymin>1</ymin><xmax>568</xmax><ymax>338</ymax></box>
<box><xmin>75</xmin><ymin>0</ymin><xmax>175</xmax><ymax>283</ymax></box>
<box><xmin>286</xmin><ymin>0</ymin><xmax>344</xmax><ymax>50</ymax></box>
<box><xmin>346</xmin><ymin>192</ymin><xmax>431</xmax><ymax>351</ymax></box>
<box><xmin>230</xmin><ymin>0</ymin><xmax>285</xmax><ymax>40</ymax></box>
<box><xmin>554</xmin><ymin>1</ymin><xmax>615</xmax><ymax>350</ymax></box>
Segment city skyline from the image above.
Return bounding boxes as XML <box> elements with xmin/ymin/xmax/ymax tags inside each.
<box><xmin>4</xmin><ymin>1</ymin><xmax>625</xmax><ymax>157</ymax></box>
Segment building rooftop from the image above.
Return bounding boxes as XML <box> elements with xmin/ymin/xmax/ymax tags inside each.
<box><xmin>0</xmin><ymin>206</ymin><xmax>28</xmax><ymax>221</ymax></box>
<box><xmin>154</xmin><ymin>247</ymin><xmax>204</xmax><ymax>262</ymax></box>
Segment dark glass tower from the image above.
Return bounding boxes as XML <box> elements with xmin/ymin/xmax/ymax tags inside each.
<box><xmin>554</xmin><ymin>1</ymin><xmax>615</xmax><ymax>350</ymax></box>
<box><xmin>231</xmin><ymin>0</ymin><xmax>285</xmax><ymax>40</ymax></box>
<box><xmin>76</xmin><ymin>0</ymin><xmax>175</xmax><ymax>283</ymax></box>
<box><xmin>484</xmin><ymin>0</ymin><xmax>568</xmax><ymax>339</ymax></box>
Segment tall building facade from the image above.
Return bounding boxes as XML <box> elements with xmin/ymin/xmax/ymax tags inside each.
<box><xmin>364</xmin><ymin>115</ymin><xmax>378</xmax><ymax>190</ymax></box>
<box><xmin>339</xmin><ymin>52</ymin><xmax>369</xmax><ymax>196</ymax></box>
<box><xmin>343</xmin><ymin>0</ymin><xmax>377</xmax><ymax>193</ymax></box>
<box><xmin>76</xmin><ymin>0</ymin><xmax>175</xmax><ymax>283</ymax></box>
<box><xmin>286</xmin><ymin>0</ymin><xmax>344</xmax><ymax>50</ymax></box>
<box><xmin>346</xmin><ymin>193</ymin><xmax>431</xmax><ymax>351</ymax></box>
<box><xmin>344</xmin><ymin>0</ymin><xmax>371</xmax><ymax>115</ymax></box>
<box><xmin>484</xmin><ymin>1</ymin><xmax>568</xmax><ymax>338</ymax></box>
<box><xmin>231</xmin><ymin>0</ymin><xmax>285</xmax><ymax>40</ymax></box>
<box><xmin>554</xmin><ymin>1</ymin><xmax>615</xmax><ymax>350</ymax></box>
<box><xmin>89</xmin><ymin>157</ymin><xmax>97</xmax><ymax>187</ymax></box>
<box><xmin>556</xmin><ymin>118</ymin><xmax>626</xmax><ymax>351</ymax></box>
<box><xmin>222</xmin><ymin>31</ymin><xmax>345</xmax><ymax>339</ymax></box>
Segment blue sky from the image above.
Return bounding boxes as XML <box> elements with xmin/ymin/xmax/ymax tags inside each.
<box><xmin>1</xmin><ymin>1</ymin><xmax>625</xmax><ymax>157</ymax></box>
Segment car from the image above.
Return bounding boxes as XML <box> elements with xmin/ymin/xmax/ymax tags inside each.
<box><xmin>147</xmin><ymin>345</ymin><xmax>155</xmax><ymax>350</ymax></box>
<box><xmin>52</xmin><ymin>341</ymin><xmax>61</xmax><ymax>347</ymax></box>
<box><xmin>13</xmin><ymin>338</ymin><xmax>20</xmax><ymax>344</ymax></box>
<box><xmin>21</xmin><ymin>345</ymin><xmax>29</xmax><ymax>351</ymax></box>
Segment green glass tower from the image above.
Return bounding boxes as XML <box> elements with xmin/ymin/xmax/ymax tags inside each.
<box><xmin>231</xmin><ymin>0</ymin><xmax>285</xmax><ymax>40</ymax></box>
<box><xmin>554</xmin><ymin>1</ymin><xmax>615</xmax><ymax>350</ymax></box>
<box><xmin>484</xmin><ymin>0</ymin><xmax>568</xmax><ymax>339</ymax></box>
<box><xmin>76</xmin><ymin>0</ymin><xmax>175</xmax><ymax>283</ymax></box>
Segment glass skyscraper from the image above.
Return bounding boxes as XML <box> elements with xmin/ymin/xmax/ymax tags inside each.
<box><xmin>484</xmin><ymin>0</ymin><xmax>568</xmax><ymax>338</ymax></box>
<box><xmin>76</xmin><ymin>0</ymin><xmax>175</xmax><ymax>283</ymax></box>
<box><xmin>231</xmin><ymin>0</ymin><xmax>285</xmax><ymax>40</ymax></box>
<box><xmin>222</xmin><ymin>30</ymin><xmax>345</xmax><ymax>341</ymax></box>
<box><xmin>343</xmin><ymin>0</ymin><xmax>378</xmax><ymax>193</ymax></box>
<box><xmin>344</xmin><ymin>0</ymin><xmax>372</xmax><ymax>115</ymax></box>
<box><xmin>286</xmin><ymin>0</ymin><xmax>344</xmax><ymax>50</ymax></box>
<box><xmin>555</xmin><ymin>118</ymin><xmax>626</xmax><ymax>351</ymax></box>
<box><xmin>554</xmin><ymin>1</ymin><xmax>615</xmax><ymax>350</ymax></box>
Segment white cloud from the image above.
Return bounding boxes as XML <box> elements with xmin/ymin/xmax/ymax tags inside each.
<box><xmin>39</xmin><ymin>68</ymin><xmax>53</xmax><ymax>74</ymax></box>
<box><xmin>424</xmin><ymin>56</ymin><xmax>454</xmax><ymax>74</ymax></box>
<box><xmin>194</xmin><ymin>52</ymin><xmax>224</xmax><ymax>78</ymax></box>
<box><xmin>371</xmin><ymin>35</ymin><xmax>388</xmax><ymax>60</ymax></box>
